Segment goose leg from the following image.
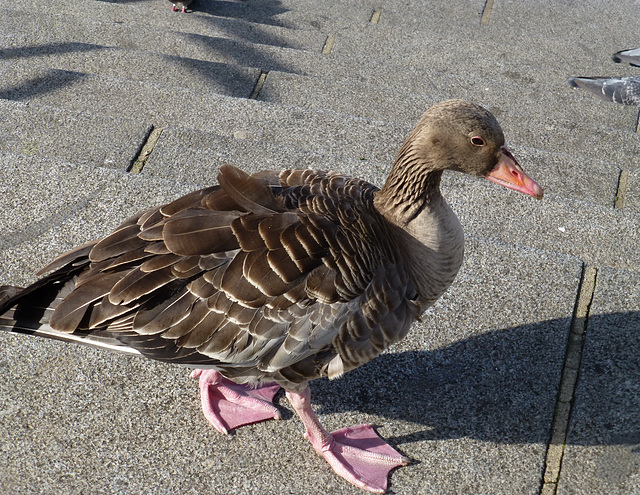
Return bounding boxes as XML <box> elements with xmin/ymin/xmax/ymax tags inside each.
<box><xmin>191</xmin><ymin>369</ymin><xmax>282</xmax><ymax>434</ymax></box>
<box><xmin>286</xmin><ymin>388</ymin><xmax>409</xmax><ymax>494</ymax></box>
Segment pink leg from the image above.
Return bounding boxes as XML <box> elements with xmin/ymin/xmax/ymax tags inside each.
<box><xmin>181</xmin><ymin>6</ymin><xmax>187</xmax><ymax>12</ymax></box>
<box><xmin>286</xmin><ymin>388</ymin><xmax>409</xmax><ymax>494</ymax></box>
<box><xmin>171</xmin><ymin>4</ymin><xmax>177</xmax><ymax>11</ymax></box>
<box><xmin>191</xmin><ymin>369</ymin><xmax>282</xmax><ymax>434</ymax></box>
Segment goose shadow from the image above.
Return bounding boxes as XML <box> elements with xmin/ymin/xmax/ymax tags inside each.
<box><xmin>307</xmin><ymin>312</ymin><xmax>640</xmax><ymax>449</ymax></box>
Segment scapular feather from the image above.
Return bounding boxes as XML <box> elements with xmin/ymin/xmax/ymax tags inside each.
<box><xmin>159</xmin><ymin>186</ymin><xmax>217</xmax><ymax>217</ymax></box>
<box><xmin>163</xmin><ymin>210</ymin><xmax>241</xmax><ymax>255</ymax></box>
<box><xmin>90</xmin><ymin>224</ymin><xmax>145</xmax><ymax>263</ymax></box>
<box><xmin>109</xmin><ymin>266</ymin><xmax>176</xmax><ymax>305</ymax></box>
<box><xmin>217</xmin><ymin>164</ymin><xmax>281</xmax><ymax>214</ymax></box>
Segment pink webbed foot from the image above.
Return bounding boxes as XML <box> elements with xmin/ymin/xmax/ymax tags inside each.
<box><xmin>324</xmin><ymin>424</ymin><xmax>409</xmax><ymax>493</ymax></box>
<box><xmin>287</xmin><ymin>389</ymin><xmax>409</xmax><ymax>494</ymax></box>
<box><xmin>181</xmin><ymin>6</ymin><xmax>187</xmax><ymax>12</ymax></box>
<box><xmin>171</xmin><ymin>4</ymin><xmax>177</xmax><ymax>11</ymax></box>
<box><xmin>191</xmin><ymin>369</ymin><xmax>282</xmax><ymax>434</ymax></box>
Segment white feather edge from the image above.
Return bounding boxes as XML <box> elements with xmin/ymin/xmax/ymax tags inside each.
<box><xmin>8</xmin><ymin>324</ymin><xmax>143</xmax><ymax>357</ymax></box>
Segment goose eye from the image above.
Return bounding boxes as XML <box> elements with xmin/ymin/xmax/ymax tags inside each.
<box><xmin>471</xmin><ymin>136</ymin><xmax>486</xmax><ymax>147</ymax></box>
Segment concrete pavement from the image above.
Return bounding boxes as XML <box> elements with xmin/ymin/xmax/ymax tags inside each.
<box><xmin>0</xmin><ymin>0</ymin><xmax>639</xmax><ymax>493</ymax></box>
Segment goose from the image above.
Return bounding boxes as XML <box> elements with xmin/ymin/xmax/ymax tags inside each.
<box><xmin>0</xmin><ymin>100</ymin><xmax>543</xmax><ymax>493</ymax></box>
<box><xmin>568</xmin><ymin>47</ymin><xmax>640</xmax><ymax>106</ymax></box>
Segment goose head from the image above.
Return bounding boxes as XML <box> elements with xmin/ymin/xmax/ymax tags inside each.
<box><xmin>375</xmin><ymin>99</ymin><xmax>543</xmax><ymax>225</ymax></box>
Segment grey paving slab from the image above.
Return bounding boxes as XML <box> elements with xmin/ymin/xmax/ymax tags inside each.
<box><xmin>1</xmin><ymin>43</ymin><xmax>260</xmax><ymax>99</ymax></box>
<box><xmin>490</xmin><ymin>0</ymin><xmax>640</xmax><ymax>49</ymax></box>
<box><xmin>1</xmin><ymin>65</ymin><xmax>636</xmax><ymax>205</ymax></box>
<box><xmin>12</xmin><ymin>0</ymin><xmax>639</xmax><ymax>141</ymax></box>
<box><xmin>260</xmin><ymin>68</ymin><xmax>637</xmax><ymax>134</ymax></box>
<box><xmin>321</xmin><ymin>8</ymin><xmax>640</xmax><ymax>122</ymax></box>
<box><xmin>327</xmin><ymin>28</ymin><xmax>621</xmax><ymax>89</ymax></box>
<box><xmin>12</xmin><ymin>0</ymin><xmax>356</xmax><ymax>33</ymax></box>
<box><xmin>0</xmin><ymin>151</ymin><xmax>195</xmax><ymax>286</ymax></box>
<box><xmin>443</xmin><ymin>173</ymin><xmax>640</xmax><ymax>273</ymax></box>
<box><xmin>507</xmin><ymin>146</ymin><xmax>621</xmax><ymax>209</ymax></box>
<box><xmin>7</xmin><ymin>0</ymin><xmax>639</xmax><ymax>110</ymax></box>
<box><xmin>234</xmin><ymin>0</ymin><xmax>377</xmax><ymax>30</ymax></box>
<box><xmin>258</xmin><ymin>69</ymin><xmax>638</xmax><ymax>185</ymax></box>
<box><xmin>6</xmin><ymin>2</ymin><xmax>327</xmax><ymax>51</ymax></box>
<box><xmin>0</xmin><ymin>67</ymin><xmax>412</xmax><ymax>161</ymax></box>
<box><xmin>0</xmin><ymin>99</ymin><xmax>150</xmax><ymax>170</ymax></box>
<box><xmin>557</xmin><ymin>267</ymin><xmax>640</xmax><ymax>495</ymax></box>
<box><xmin>143</xmin><ymin>125</ymin><xmax>389</xmax><ymax>187</ymax></box>
<box><xmin>1</xmin><ymin>8</ymin><xmax>324</xmax><ymax>73</ymax></box>
<box><xmin>0</xmin><ymin>228</ymin><xmax>582</xmax><ymax>494</ymax></box>
<box><xmin>146</xmin><ymin>122</ymin><xmax>622</xmax><ymax>212</ymax></box>
<box><xmin>626</xmin><ymin>169</ymin><xmax>640</xmax><ymax>213</ymax></box>
<box><xmin>499</xmin><ymin>115</ymin><xmax>640</xmax><ymax>173</ymax></box>
<box><xmin>373</xmin><ymin>0</ymin><xmax>487</xmax><ymax>31</ymax></box>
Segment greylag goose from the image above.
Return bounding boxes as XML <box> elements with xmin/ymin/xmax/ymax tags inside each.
<box><xmin>0</xmin><ymin>100</ymin><xmax>543</xmax><ymax>494</ymax></box>
<box><xmin>568</xmin><ymin>47</ymin><xmax>640</xmax><ymax>106</ymax></box>
<box><xmin>169</xmin><ymin>0</ymin><xmax>192</xmax><ymax>12</ymax></box>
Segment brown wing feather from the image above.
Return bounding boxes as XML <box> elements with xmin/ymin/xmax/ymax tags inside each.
<box><xmin>49</xmin><ymin>272</ymin><xmax>126</xmax><ymax>332</ymax></box>
<box><xmin>163</xmin><ymin>210</ymin><xmax>241</xmax><ymax>255</ymax></box>
<box><xmin>21</xmin><ymin>165</ymin><xmax>416</xmax><ymax>389</ymax></box>
<box><xmin>36</xmin><ymin>241</ymin><xmax>96</xmax><ymax>276</ymax></box>
<box><xmin>132</xmin><ymin>290</ymin><xmax>196</xmax><ymax>334</ymax></box>
<box><xmin>217</xmin><ymin>164</ymin><xmax>282</xmax><ymax>214</ymax></box>
<box><xmin>90</xmin><ymin>224</ymin><xmax>146</xmax><ymax>263</ymax></box>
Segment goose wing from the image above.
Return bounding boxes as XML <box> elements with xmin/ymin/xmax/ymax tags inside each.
<box><xmin>5</xmin><ymin>165</ymin><xmax>420</xmax><ymax>386</ymax></box>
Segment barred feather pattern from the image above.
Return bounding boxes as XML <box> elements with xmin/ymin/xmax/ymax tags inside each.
<box><xmin>0</xmin><ymin>164</ymin><xmax>425</xmax><ymax>391</ymax></box>
<box><xmin>0</xmin><ymin>100</ymin><xmax>519</xmax><ymax>392</ymax></box>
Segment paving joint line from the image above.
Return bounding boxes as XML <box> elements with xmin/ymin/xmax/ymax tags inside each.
<box><xmin>614</xmin><ymin>169</ymin><xmax>629</xmax><ymax>209</ymax></box>
<box><xmin>539</xmin><ymin>265</ymin><xmax>597</xmax><ymax>495</ymax></box>
<box><xmin>249</xmin><ymin>71</ymin><xmax>268</xmax><ymax>100</ymax></box>
<box><xmin>480</xmin><ymin>0</ymin><xmax>494</xmax><ymax>25</ymax></box>
<box><xmin>322</xmin><ymin>35</ymin><xmax>335</xmax><ymax>55</ymax></box>
<box><xmin>128</xmin><ymin>125</ymin><xmax>163</xmax><ymax>174</ymax></box>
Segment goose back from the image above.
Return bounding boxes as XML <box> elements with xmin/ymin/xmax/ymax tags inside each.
<box><xmin>1</xmin><ymin>165</ymin><xmax>426</xmax><ymax>391</ymax></box>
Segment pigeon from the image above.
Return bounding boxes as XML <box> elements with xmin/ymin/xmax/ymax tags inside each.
<box><xmin>612</xmin><ymin>47</ymin><xmax>640</xmax><ymax>67</ymax></box>
<box><xmin>568</xmin><ymin>75</ymin><xmax>640</xmax><ymax>106</ymax></box>
<box><xmin>568</xmin><ymin>47</ymin><xmax>640</xmax><ymax>106</ymax></box>
<box><xmin>169</xmin><ymin>0</ymin><xmax>192</xmax><ymax>13</ymax></box>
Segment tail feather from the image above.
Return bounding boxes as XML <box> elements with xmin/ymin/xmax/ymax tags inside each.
<box><xmin>0</xmin><ymin>265</ymin><xmax>142</xmax><ymax>358</ymax></box>
<box><xmin>1</xmin><ymin>267</ymin><xmax>205</xmax><ymax>364</ymax></box>
<box><xmin>0</xmin><ymin>285</ymin><xmax>23</xmax><ymax>308</ymax></box>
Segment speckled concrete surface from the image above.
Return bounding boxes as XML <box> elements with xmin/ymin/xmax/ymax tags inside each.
<box><xmin>1</xmin><ymin>0</ymin><xmax>639</xmax><ymax>493</ymax></box>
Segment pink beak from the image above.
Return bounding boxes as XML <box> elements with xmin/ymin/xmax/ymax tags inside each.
<box><xmin>487</xmin><ymin>147</ymin><xmax>543</xmax><ymax>199</ymax></box>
